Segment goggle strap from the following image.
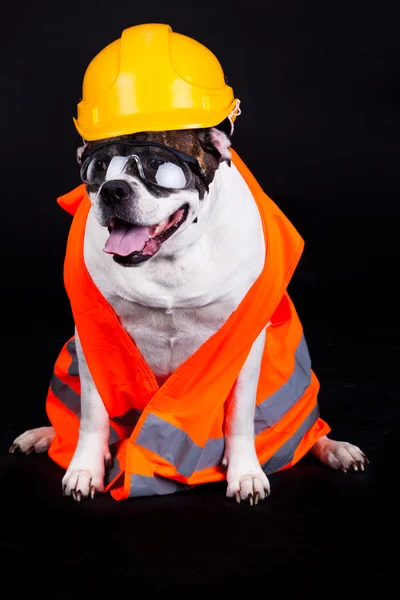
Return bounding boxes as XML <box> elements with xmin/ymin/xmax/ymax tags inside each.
<box><xmin>81</xmin><ymin>140</ymin><xmax>199</xmax><ymax>167</ymax></box>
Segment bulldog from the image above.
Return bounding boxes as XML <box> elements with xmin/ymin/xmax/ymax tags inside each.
<box><xmin>10</xmin><ymin>125</ymin><xmax>368</xmax><ymax>503</ymax></box>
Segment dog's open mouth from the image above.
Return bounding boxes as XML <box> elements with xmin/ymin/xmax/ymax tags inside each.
<box><xmin>103</xmin><ymin>204</ymin><xmax>189</xmax><ymax>265</ymax></box>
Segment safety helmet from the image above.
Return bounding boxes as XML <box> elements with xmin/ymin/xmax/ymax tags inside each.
<box><xmin>73</xmin><ymin>23</ymin><xmax>241</xmax><ymax>141</ymax></box>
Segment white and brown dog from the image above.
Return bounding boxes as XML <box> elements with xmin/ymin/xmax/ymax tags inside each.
<box><xmin>10</xmin><ymin>125</ymin><xmax>368</xmax><ymax>503</ymax></box>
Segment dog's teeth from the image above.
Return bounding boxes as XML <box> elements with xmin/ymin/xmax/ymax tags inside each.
<box><xmin>152</xmin><ymin>218</ymin><xmax>170</xmax><ymax>237</ymax></box>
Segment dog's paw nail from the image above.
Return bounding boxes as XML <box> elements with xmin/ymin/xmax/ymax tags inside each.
<box><xmin>76</xmin><ymin>490</ymin><xmax>82</xmax><ymax>502</ymax></box>
<box><xmin>9</xmin><ymin>444</ymin><xmax>18</xmax><ymax>454</ymax></box>
<box><xmin>235</xmin><ymin>491</ymin><xmax>241</xmax><ymax>504</ymax></box>
<box><xmin>358</xmin><ymin>461</ymin><xmax>365</xmax><ymax>471</ymax></box>
<box><xmin>71</xmin><ymin>490</ymin><xmax>77</xmax><ymax>501</ymax></box>
<box><xmin>90</xmin><ymin>486</ymin><xmax>96</xmax><ymax>500</ymax></box>
<box><xmin>362</xmin><ymin>453</ymin><xmax>370</xmax><ymax>465</ymax></box>
<box><xmin>351</xmin><ymin>461</ymin><xmax>358</xmax><ymax>471</ymax></box>
<box><xmin>25</xmin><ymin>447</ymin><xmax>34</xmax><ymax>456</ymax></box>
<box><xmin>339</xmin><ymin>465</ymin><xmax>347</xmax><ymax>473</ymax></box>
<box><xmin>254</xmin><ymin>492</ymin><xmax>260</xmax><ymax>505</ymax></box>
<box><xmin>62</xmin><ymin>485</ymin><xmax>67</xmax><ymax>496</ymax></box>
<box><xmin>248</xmin><ymin>493</ymin><xmax>253</xmax><ymax>506</ymax></box>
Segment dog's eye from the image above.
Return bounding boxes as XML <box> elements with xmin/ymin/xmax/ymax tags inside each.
<box><xmin>84</xmin><ymin>156</ymin><xmax>110</xmax><ymax>183</ymax></box>
<box><xmin>93</xmin><ymin>159</ymin><xmax>108</xmax><ymax>173</ymax></box>
<box><xmin>148</xmin><ymin>158</ymin><xmax>164</xmax><ymax>170</ymax></box>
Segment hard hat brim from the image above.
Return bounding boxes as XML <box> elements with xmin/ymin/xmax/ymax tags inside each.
<box><xmin>73</xmin><ymin>105</ymin><xmax>240</xmax><ymax>142</ymax></box>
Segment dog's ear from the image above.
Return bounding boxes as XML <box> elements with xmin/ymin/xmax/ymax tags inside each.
<box><xmin>76</xmin><ymin>144</ymin><xmax>86</xmax><ymax>165</ymax></box>
<box><xmin>197</xmin><ymin>127</ymin><xmax>232</xmax><ymax>163</ymax></box>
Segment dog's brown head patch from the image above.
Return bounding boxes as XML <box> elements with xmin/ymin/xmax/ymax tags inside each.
<box><xmin>134</xmin><ymin>130</ymin><xmax>221</xmax><ymax>186</ymax></box>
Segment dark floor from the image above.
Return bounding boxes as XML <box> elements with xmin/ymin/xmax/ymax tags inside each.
<box><xmin>1</xmin><ymin>292</ymin><xmax>398</xmax><ymax>593</ymax></box>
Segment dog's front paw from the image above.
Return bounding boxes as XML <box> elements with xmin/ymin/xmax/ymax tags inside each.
<box><xmin>226</xmin><ymin>471</ymin><xmax>271</xmax><ymax>505</ymax></box>
<box><xmin>62</xmin><ymin>453</ymin><xmax>112</xmax><ymax>501</ymax></box>
<box><xmin>223</xmin><ymin>438</ymin><xmax>270</xmax><ymax>505</ymax></box>
<box><xmin>311</xmin><ymin>436</ymin><xmax>370</xmax><ymax>473</ymax></box>
<box><xmin>63</xmin><ymin>468</ymin><xmax>103</xmax><ymax>501</ymax></box>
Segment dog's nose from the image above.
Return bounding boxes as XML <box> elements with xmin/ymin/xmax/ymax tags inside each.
<box><xmin>100</xmin><ymin>180</ymin><xmax>131</xmax><ymax>207</ymax></box>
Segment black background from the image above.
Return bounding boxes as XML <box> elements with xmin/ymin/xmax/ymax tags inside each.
<box><xmin>2</xmin><ymin>0</ymin><xmax>399</xmax><ymax>593</ymax></box>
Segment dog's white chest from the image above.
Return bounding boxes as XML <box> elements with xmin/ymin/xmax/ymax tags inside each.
<box><xmin>112</xmin><ymin>295</ymin><xmax>233</xmax><ymax>378</ymax></box>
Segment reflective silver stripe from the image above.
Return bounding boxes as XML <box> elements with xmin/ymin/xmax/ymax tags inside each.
<box><xmin>135</xmin><ymin>414</ymin><xmax>202</xmax><ymax>477</ymax></box>
<box><xmin>194</xmin><ymin>438</ymin><xmax>225</xmax><ymax>472</ymax></box>
<box><xmin>129</xmin><ymin>474</ymin><xmax>190</xmax><ymax>497</ymax></box>
<box><xmin>51</xmin><ymin>374</ymin><xmax>81</xmax><ymax>415</ymax></box>
<box><xmin>66</xmin><ymin>339</ymin><xmax>79</xmax><ymax>376</ymax></box>
<box><xmin>254</xmin><ymin>334</ymin><xmax>311</xmax><ymax>434</ymax></box>
<box><xmin>262</xmin><ymin>404</ymin><xmax>319</xmax><ymax>474</ymax></box>
<box><xmin>108</xmin><ymin>426</ymin><xmax>120</xmax><ymax>445</ymax></box>
<box><xmin>104</xmin><ymin>456</ymin><xmax>121</xmax><ymax>486</ymax></box>
<box><xmin>50</xmin><ymin>374</ymin><xmax>120</xmax><ymax>446</ymax></box>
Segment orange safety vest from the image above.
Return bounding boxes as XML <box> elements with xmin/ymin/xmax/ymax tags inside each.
<box><xmin>46</xmin><ymin>150</ymin><xmax>330</xmax><ymax>500</ymax></box>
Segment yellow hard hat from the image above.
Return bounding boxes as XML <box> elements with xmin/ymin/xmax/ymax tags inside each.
<box><xmin>73</xmin><ymin>23</ymin><xmax>240</xmax><ymax>141</ymax></box>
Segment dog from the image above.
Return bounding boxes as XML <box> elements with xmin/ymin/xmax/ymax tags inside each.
<box><xmin>10</xmin><ymin>123</ymin><xmax>368</xmax><ymax>503</ymax></box>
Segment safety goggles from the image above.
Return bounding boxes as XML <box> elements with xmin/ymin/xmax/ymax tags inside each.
<box><xmin>80</xmin><ymin>141</ymin><xmax>205</xmax><ymax>190</ymax></box>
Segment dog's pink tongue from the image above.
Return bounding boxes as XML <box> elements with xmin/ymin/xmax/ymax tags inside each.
<box><xmin>104</xmin><ymin>222</ymin><xmax>150</xmax><ymax>256</ymax></box>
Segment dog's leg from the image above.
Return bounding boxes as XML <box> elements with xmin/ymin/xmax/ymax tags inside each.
<box><xmin>62</xmin><ymin>329</ymin><xmax>111</xmax><ymax>501</ymax></box>
<box><xmin>9</xmin><ymin>426</ymin><xmax>56</xmax><ymax>455</ymax></box>
<box><xmin>223</xmin><ymin>327</ymin><xmax>270</xmax><ymax>505</ymax></box>
<box><xmin>310</xmin><ymin>436</ymin><xmax>369</xmax><ymax>472</ymax></box>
